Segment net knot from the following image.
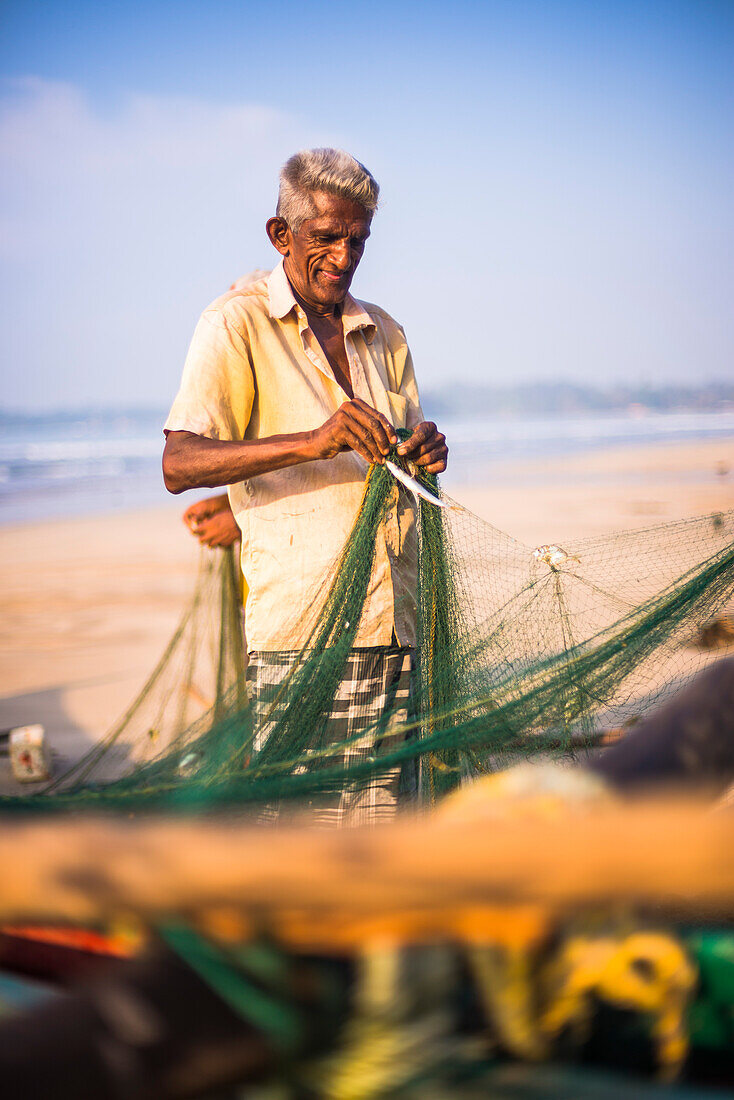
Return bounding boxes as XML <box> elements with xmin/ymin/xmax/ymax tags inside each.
<box><xmin>532</xmin><ymin>544</ymin><xmax>579</xmax><ymax>571</ymax></box>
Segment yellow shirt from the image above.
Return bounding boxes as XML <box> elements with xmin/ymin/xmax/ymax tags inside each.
<box><xmin>165</xmin><ymin>262</ymin><xmax>424</xmax><ymax>651</ymax></box>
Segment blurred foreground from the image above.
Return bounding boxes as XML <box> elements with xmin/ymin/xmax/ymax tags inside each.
<box><xmin>1</xmin><ymin>658</ymin><xmax>734</xmax><ymax>1096</ymax></box>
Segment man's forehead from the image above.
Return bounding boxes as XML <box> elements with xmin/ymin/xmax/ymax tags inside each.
<box><xmin>302</xmin><ymin>192</ymin><xmax>372</xmax><ymax>233</ymax></box>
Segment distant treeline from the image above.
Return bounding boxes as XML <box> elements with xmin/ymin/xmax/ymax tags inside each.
<box><xmin>421</xmin><ymin>381</ymin><xmax>734</xmax><ymax>420</ymax></box>
<box><xmin>2</xmin><ymin>382</ymin><xmax>734</xmax><ymax>427</ymax></box>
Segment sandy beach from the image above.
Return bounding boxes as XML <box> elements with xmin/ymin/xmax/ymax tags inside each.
<box><xmin>0</xmin><ymin>436</ymin><xmax>732</xmax><ymax>780</ymax></box>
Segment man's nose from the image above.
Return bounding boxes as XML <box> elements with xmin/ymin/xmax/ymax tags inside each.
<box><xmin>329</xmin><ymin>239</ymin><xmax>351</xmax><ymax>271</ymax></box>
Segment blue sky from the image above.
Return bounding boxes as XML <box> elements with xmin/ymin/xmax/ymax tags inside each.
<box><xmin>1</xmin><ymin>0</ymin><xmax>732</xmax><ymax>409</ymax></box>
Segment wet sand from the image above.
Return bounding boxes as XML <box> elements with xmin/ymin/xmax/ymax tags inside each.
<box><xmin>0</xmin><ymin>436</ymin><xmax>732</xmax><ymax>779</ymax></box>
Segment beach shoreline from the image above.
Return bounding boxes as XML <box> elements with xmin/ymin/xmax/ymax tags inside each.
<box><xmin>0</xmin><ymin>435</ymin><xmax>732</xmax><ymax>781</ymax></box>
<box><xmin>450</xmin><ymin>435</ymin><xmax>733</xmax><ymax>543</ymax></box>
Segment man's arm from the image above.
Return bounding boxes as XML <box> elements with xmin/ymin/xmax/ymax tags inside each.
<box><xmin>162</xmin><ymin>399</ymin><xmax>399</xmax><ymax>494</ymax></box>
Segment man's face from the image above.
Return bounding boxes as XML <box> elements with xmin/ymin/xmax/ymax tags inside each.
<box><xmin>272</xmin><ymin>192</ymin><xmax>372</xmax><ymax>313</ymax></box>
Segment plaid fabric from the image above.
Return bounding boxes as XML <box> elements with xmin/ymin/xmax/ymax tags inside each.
<box><xmin>246</xmin><ymin>646</ymin><xmax>416</xmax><ymax>826</ymax></box>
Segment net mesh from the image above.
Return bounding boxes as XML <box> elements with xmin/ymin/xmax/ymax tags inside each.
<box><xmin>3</xmin><ymin>439</ymin><xmax>733</xmax><ymax>815</ymax></box>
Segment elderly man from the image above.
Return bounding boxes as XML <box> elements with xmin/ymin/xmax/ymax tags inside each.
<box><xmin>163</xmin><ymin>148</ymin><xmax>447</xmax><ymax>821</ymax></box>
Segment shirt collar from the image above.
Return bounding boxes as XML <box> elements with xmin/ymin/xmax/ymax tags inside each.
<box><xmin>341</xmin><ymin>294</ymin><xmax>376</xmax><ymax>343</ymax></box>
<box><xmin>267</xmin><ymin>260</ymin><xmax>298</xmax><ymax>320</ymax></box>
<box><xmin>267</xmin><ymin>259</ymin><xmax>376</xmax><ymax>343</ymax></box>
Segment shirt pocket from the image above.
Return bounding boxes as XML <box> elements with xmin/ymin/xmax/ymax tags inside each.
<box><xmin>385</xmin><ymin>390</ymin><xmax>409</xmax><ymax>428</ymax></box>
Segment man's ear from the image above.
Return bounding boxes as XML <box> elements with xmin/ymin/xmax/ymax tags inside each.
<box><xmin>266</xmin><ymin>216</ymin><xmax>291</xmax><ymax>256</ymax></box>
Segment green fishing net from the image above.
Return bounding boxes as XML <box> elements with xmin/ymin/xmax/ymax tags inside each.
<box><xmin>3</xmin><ymin>440</ymin><xmax>734</xmax><ymax>814</ymax></box>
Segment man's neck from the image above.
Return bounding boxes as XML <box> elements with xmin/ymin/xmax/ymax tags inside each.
<box><xmin>286</xmin><ymin>274</ymin><xmax>343</xmax><ymax>322</ymax></box>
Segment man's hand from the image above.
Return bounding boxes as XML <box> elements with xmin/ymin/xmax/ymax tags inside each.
<box><xmin>183</xmin><ymin>494</ymin><xmax>229</xmax><ymax>530</ymax></box>
<box><xmin>308</xmin><ymin>399</ymin><xmax>398</xmax><ymax>465</ymax></box>
<box><xmin>183</xmin><ymin>494</ymin><xmax>240</xmax><ymax>549</ymax></box>
<box><xmin>396</xmin><ymin>422</ymin><xmax>448</xmax><ymax>474</ymax></box>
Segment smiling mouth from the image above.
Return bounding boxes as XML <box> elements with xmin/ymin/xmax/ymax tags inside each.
<box><xmin>319</xmin><ymin>269</ymin><xmax>348</xmax><ymax>282</ymax></box>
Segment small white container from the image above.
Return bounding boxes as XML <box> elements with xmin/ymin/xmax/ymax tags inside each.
<box><xmin>9</xmin><ymin>725</ymin><xmax>50</xmax><ymax>783</ymax></box>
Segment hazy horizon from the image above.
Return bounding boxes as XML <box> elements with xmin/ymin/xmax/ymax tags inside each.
<box><xmin>3</xmin><ymin>377</ymin><xmax>734</xmax><ymax>423</ymax></box>
<box><xmin>2</xmin><ymin>1</ymin><xmax>732</xmax><ymax>411</ymax></box>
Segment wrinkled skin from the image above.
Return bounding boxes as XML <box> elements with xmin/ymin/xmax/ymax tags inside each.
<box><xmin>267</xmin><ymin>191</ymin><xmax>370</xmax><ymax>315</ymax></box>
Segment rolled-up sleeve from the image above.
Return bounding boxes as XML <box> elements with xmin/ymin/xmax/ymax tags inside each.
<box><xmin>164</xmin><ymin>310</ymin><xmax>255</xmax><ymax>441</ymax></box>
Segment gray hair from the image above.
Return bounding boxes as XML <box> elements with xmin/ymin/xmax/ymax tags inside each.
<box><xmin>276</xmin><ymin>148</ymin><xmax>379</xmax><ymax>232</ymax></box>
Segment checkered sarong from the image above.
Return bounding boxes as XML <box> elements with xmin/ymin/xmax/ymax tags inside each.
<box><xmin>246</xmin><ymin>647</ymin><xmax>416</xmax><ymax>826</ymax></box>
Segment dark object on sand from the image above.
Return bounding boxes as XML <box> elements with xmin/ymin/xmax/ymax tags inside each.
<box><xmin>589</xmin><ymin>656</ymin><xmax>734</xmax><ymax>794</ymax></box>
<box><xmin>695</xmin><ymin>612</ymin><xmax>734</xmax><ymax>650</ymax></box>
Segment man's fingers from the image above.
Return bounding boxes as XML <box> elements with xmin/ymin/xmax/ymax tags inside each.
<box><xmin>193</xmin><ymin>513</ymin><xmax>241</xmax><ymax>549</ymax></box>
<box><xmin>317</xmin><ymin>401</ymin><xmax>399</xmax><ymax>464</ymax></box>
<box><xmin>343</xmin><ymin>421</ymin><xmax>381</xmax><ymax>463</ymax></box>
<box><xmin>320</xmin><ymin>404</ymin><xmax>446</xmax><ymax>468</ymax></box>
<box><xmin>414</xmin><ymin>445</ymin><xmax>448</xmax><ymax>471</ymax></box>
<box><xmin>411</xmin><ymin>427</ymin><xmax>448</xmax><ymax>471</ymax></box>
<box><xmin>400</xmin><ymin>426</ymin><xmax>446</xmax><ymax>463</ymax></box>
<box><xmin>342</xmin><ymin>427</ymin><xmax>379</xmax><ymax>465</ymax></box>
<box><xmin>183</xmin><ymin>499</ymin><xmax>220</xmax><ymax>530</ymax></box>
<box><xmin>397</xmin><ymin>421</ymin><xmax>435</xmax><ymax>456</ymax></box>
<box><xmin>185</xmin><ymin>503</ymin><xmax>211</xmax><ymax>521</ymax></box>
<box><xmin>350</xmin><ymin>399</ymin><xmax>398</xmax><ymax>445</ymax></box>
<box><xmin>414</xmin><ymin>441</ymin><xmax>448</xmax><ymax>472</ymax></box>
<box><xmin>338</xmin><ymin>406</ymin><xmax>392</xmax><ymax>462</ymax></box>
<box><xmin>345</xmin><ymin>403</ymin><xmax>394</xmax><ymax>457</ymax></box>
<box><xmin>407</xmin><ymin>437</ymin><xmax>442</xmax><ymax>462</ymax></box>
<box><xmin>200</xmin><ymin>532</ymin><xmax>230</xmax><ymax>549</ymax></box>
<box><xmin>202</xmin><ymin>529</ymin><xmax>226</xmax><ymax>548</ymax></box>
<box><xmin>349</xmin><ymin>400</ymin><xmax>396</xmax><ymax>450</ymax></box>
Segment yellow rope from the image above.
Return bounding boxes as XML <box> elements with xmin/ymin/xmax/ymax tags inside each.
<box><xmin>472</xmin><ymin>928</ymin><xmax>697</xmax><ymax>1081</ymax></box>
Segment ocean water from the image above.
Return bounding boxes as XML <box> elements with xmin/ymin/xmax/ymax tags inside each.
<box><xmin>439</xmin><ymin>410</ymin><xmax>734</xmax><ymax>489</ymax></box>
<box><xmin>1</xmin><ymin>409</ymin><xmax>733</xmax><ymax>526</ymax></box>
<box><xmin>0</xmin><ymin>411</ymin><xmax>170</xmax><ymax>525</ymax></box>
